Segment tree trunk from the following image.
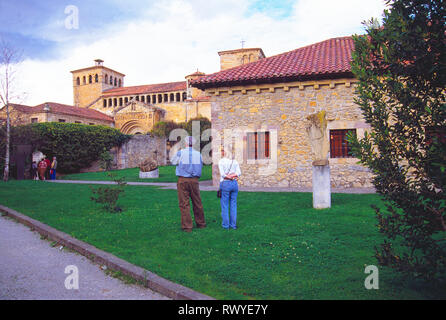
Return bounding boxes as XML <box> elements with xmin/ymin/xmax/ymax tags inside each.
<box><xmin>3</xmin><ymin>103</ymin><xmax>9</xmax><ymax>181</ymax></box>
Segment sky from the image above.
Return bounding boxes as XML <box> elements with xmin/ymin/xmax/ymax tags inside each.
<box><xmin>0</xmin><ymin>0</ymin><xmax>388</xmax><ymax>106</ymax></box>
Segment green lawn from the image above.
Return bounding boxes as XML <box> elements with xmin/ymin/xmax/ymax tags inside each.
<box><xmin>0</xmin><ymin>180</ymin><xmax>444</xmax><ymax>299</ymax></box>
<box><xmin>60</xmin><ymin>165</ymin><xmax>212</xmax><ymax>183</ymax></box>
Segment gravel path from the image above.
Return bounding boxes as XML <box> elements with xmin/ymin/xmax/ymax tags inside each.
<box><xmin>0</xmin><ymin>215</ymin><xmax>169</xmax><ymax>300</ymax></box>
<box><xmin>49</xmin><ymin>179</ymin><xmax>376</xmax><ymax>193</ymax></box>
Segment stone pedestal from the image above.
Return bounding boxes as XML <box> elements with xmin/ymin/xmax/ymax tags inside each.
<box><xmin>312</xmin><ymin>161</ymin><xmax>331</xmax><ymax>209</ymax></box>
<box><xmin>139</xmin><ymin>168</ymin><xmax>159</xmax><ymax>179</ymax></box>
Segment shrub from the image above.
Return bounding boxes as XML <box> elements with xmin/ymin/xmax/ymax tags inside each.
<box><xmin>5</xmin><ymin>122</ymin><xmax>131</xmax><ymax>173</ymax></box>
<box><xmin>349</xmin><ymin>0</ymin><xmax>446</xmax><ymax>280</ymax></box>
<box><xmin>90</xmin><ymin>173</ymin><xmax>127</xmax><ymax>213</ymax></box>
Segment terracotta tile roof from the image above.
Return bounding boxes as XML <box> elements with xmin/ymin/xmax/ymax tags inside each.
<box><xmin>11</xmin><ymin>102</ymin><xmax>113</xmax><ymax>122</ymax></box>
<box><xmin>102</xmin><ymin>81</ymin><xmax>187</xmax><ymax>97</ymax></box>
<box><xmin>192</xmin><ymin>36</ymin><xmax>355</xmax><ymax>88</ymax></box>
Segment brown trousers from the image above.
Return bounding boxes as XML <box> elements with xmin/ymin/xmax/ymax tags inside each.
<box><xmin>177</xmin><ymin>177</ymin><xmax>206</xmax><ymax>230</ymax></box>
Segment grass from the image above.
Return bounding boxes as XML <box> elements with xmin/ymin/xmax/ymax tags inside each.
<box><xmin>59</xmin><ymin>165</ymin><xmax>212</xmax><ymax>183</ymax></box>
<box><xmin>0</xmin><ymin>180</ymin><xmax>444</xmax><ymax>300</ymax></box>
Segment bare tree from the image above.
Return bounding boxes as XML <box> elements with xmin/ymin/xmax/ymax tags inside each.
<box><xmin>0</xmin><ymin>39</ymin><xmax>23</xmax><ymax>181</ymax></box>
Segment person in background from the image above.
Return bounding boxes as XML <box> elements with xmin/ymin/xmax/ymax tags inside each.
<box><xmin>31</xmin><ymin>161</ymin><xmax>38</xmax><ymax>180</ymax></box>
<box><xmin>37</xmin><ymin>158</ymin><xmax>47</xmax><ymax>180</ymax></box>
<box><xmin>218</xmin><ymin>146</ymin><xmax>242</xmax><ymax>230</ymax></box>
<box><xmin>44</xmin><ymin>156</ymin><xmax>51</xmax><ymax>180</ymax></box>
<box><xmin>171</xmin><ymin>136</ymin><xmax>206</xmax><ymax>232</ymax></box>
<box><xmin>50</xmin><ymin>156</ymin><xmax>57</xmax><ymax>180</ymax></box>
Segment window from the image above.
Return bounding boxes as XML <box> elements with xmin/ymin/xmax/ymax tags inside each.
<box><xmin>103</xmin><ymin>99</ymin><xmax>107</xmax><ymax>108</ymax></box>
<box><xmin>141</xmin><ymin>96</ymin><xmax>145</xmax><ymax>102</ymax></box>
<box><xmin>89</xmin><ymin>75</ymin><xmax>92</xmax><ymax>83</ymax></box>
<box><xmin>31</xmin><ymin>118</ymin><xmax>38</xmax><ymax>123</ymax></box>
<box><xmin>76</xmin><ymin>77</ymin><xmax>80</xmax><ymax>86</ymax></box>
<box><xmin>105</xmin><ymin>75</ymin><xmax>108</xmax><ymax>83</ymax></box>
<box><xmin>247</xmin><ymin>132</ymin><xmax>270</xmax><ymax>160</ymax></box>
<box><xmin>164</xmin><ymin>93</ymin><xmax>168</xmax><ymax>102</ymax></box>
<box><xmin>108</xmin><ymin>98</ymin><xmax>112</xmax><ymax>107</ymax></box>
<box><xmin>114</xmin><ymin>78</ymin><xmax>117</xmax><ymax>86</ymax></box>
<box><xmin>125</xmin><ymin>97</ymin><xmax>129</xmax><ymax>104</ymax></box>
<box><xmin>170</xmin><ymin>93</ymin><xmax>174</xmax><ymax>102</ymax></box>
<box><xmin>176</xmin><ymin>92</ymin><xmax>180</xmax><ymax>102</ymax></box>
<box><xmin>118</xmin><ymin>79</ymin><xmax>122</xmax><ymax>87</ymax></box>
<box><xmin>153</xmin><ymin>95</ymin><xmax>156</xmax><ymax>103</ymax></box>
<box><xmin>158</xmin><ymin>94</ymin><xmax>162</xmax><ymax>103</ymax></box>
<box><xmin>330</xmin><ymin>129</ymin><xmax>356</xmax><ymax>158</ymax></box>
<box><xmin>83</xmin><ymin>76</ymin><xmax>86</xmax><ymax>84</ymax></box>
<box><xmin>119</xmin><ymin>98</ymin><xmax>123</xmax><ymax>106</ymax></box>
<box><xmin>182</xmin><ymin>92</ymin><xmax>187</xmax><ymax>101</ymax></box>
<box><xmin>147</xmin><ymin>95</ymin><xmax>151</xmax><ymax>103</ymax></box>
<box><xmin>113</xmin><ymin>98</ymin><xmax>117</xmax><ymax>107</ymax></box>
<box><xmin>95</xmin><ymin>74</ymin><xmax>99</xmax><ymax>82</ymax></box>
<box><xmin>58</xmin><ymin>119</ymin><xmax>66</xmax><ymax>123</ymax></box>
<box><xmin>109</xmin><ymin>76</ymin><xmax>113</xmax><ymax>85</ymax></box>
<box><xmin>135</xmin><ymin>96</ymin><xmax>139</xmax><ymax>101</ymax></box>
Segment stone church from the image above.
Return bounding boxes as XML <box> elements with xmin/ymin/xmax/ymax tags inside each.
<box><xmin>70</xmin><ymin>59</ymin><xmax>211</xmax><ymax>134</ymax></box>
<box><xmin>191</xmin><ymin>36</ymin><xmax>373</xmax><ymax>189</ymax></box>
<box><xmin>1</xmin><ymin>36</ymin><xmax>374</xmax><ymax>188</ymax></box>
<box><xmin>0</xmin><ymin>60</ymin><xmax>214</xmax><ymax>134</ymax></box>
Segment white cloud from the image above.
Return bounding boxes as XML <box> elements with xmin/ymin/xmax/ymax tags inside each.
<box><xmin>14</xmin><ymin>0</ymin><xmax>387</xmax><ymax>106</ymax></box>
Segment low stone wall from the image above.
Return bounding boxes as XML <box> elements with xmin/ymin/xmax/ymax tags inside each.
<box><xmin>113</xmin><ymin>134</ymin><xmax>166</xmax><ymax>169</ymax></box>
<box><xmin>80</xmin><ymin>134</ymin><xmax>166</xmax><ymax>172</ymax></box>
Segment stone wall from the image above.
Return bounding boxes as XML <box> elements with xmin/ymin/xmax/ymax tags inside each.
<box><xmin>79</xmin><ymin>134</ymin><xmax>166</xmax><ymax>173</ymax></box>
<box><xmin>207</xmin><ymin>79</ymin><xmax>374</xmax><ymax>188</ymax></box>
<box><xmin>113</xmin><ymin>134</ymin><xmax>167</xmax><ymax>169</ymax></box>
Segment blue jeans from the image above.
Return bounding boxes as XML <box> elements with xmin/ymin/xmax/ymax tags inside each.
<box><xmin>220</xmin><ymin>180</ymin><xmax>238</xmax><ymax>229</ymax></box>
<box><xmin>50</xmin><ymin>169</ymin><xmax>56</xmax><ymax>180</ymax></box>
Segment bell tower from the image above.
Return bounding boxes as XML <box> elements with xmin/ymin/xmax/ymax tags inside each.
<box><xmin>70</xmin><ymin>59</ymin><xmax>125</xmax><ymax>108</ymax></box>
<box><xmin>218</xmin><ymin>48</ymin><xmax>265</xmax><ymax>71</ymax></box>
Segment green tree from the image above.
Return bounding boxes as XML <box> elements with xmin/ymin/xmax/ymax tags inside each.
<box><xmin>2</xmin><ymin>122</ymin><xmax>131</xmax><ymax>173</ymax></box>
<box><xmin>349</xmin><ymin>0</ymin><xmax>446</xmax><ymax>280</ymax></box>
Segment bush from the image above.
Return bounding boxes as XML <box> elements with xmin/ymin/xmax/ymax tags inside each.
<box><xmin>151</xmin><ymin>121</ymin><xmax>184</xmax><ymax>137</ymax></box>
<box><xmin>349</xmin><ymin>0</ymin><xmax>446</xmax><ymax>280</ymax></box>
<box><xmin>6</xmin><ymin>123</ymin><xmax>131</xmax><ymax>173</ymax></box>
<box><xmin>90</xmin><ymin>173</ymin><xmax>127</xmax><ymax>213</ymax></box>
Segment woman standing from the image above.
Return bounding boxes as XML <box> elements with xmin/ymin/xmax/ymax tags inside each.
<box><xmin>37</xmin><ymin>159</ymin><xmax>47</xmax><ymax>180</ymax></box>
<box><xmin>218</xmin><ymin>148</ymin><xmax>241</xmax><ymax>230</ymax></box>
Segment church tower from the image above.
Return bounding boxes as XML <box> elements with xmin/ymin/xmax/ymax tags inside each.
<box><xmin>70</xmin><ymin>59</ymin><xmax>125</xmax><ymax>108</ymax></box>
<box><xmin>218</xmin><ymin>48</ymin><xmax>265</xmax><ymax>71</ymax></box>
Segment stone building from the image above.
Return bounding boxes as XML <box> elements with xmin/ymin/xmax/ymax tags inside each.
<box><xmin>191</xmin><ymin>36</ymin><xmax>374</xmax><ymax>189</ymax></box>
<box><xmin>1</xmin><ymin>60</ymin><xmax>211</xmax><ymax>134</ymax></box>
<box><xmin>0</xmin><ymin>102</ymin><xmax>114</xmax><ymax>126</ymax></box>
<box><xmin>70</xmin><ymin>60</ymin><xmax>211</xmax><ymax>134</ymax></box>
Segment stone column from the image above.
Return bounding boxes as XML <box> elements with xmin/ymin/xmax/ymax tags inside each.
<box><xmin>306</xmin><ymin>110</ymin><xmax>331</xmax><ymax>209</ymax></box>
<box><xmin>312</xmin><ymin>160</ymin><xmax>331</xmax><ymax>209</ymax></box>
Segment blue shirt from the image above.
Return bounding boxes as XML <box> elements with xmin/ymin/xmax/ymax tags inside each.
<box><xmin>171</xmin><ymin>147</ymin><xmax>203</xmax><ymax>178</ymax></box>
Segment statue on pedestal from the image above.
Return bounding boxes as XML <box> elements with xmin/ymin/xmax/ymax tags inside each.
<box><xmin>306</xmin><ymin>110</ymin><xmax>331</xmax><ymax>209</ymax></box>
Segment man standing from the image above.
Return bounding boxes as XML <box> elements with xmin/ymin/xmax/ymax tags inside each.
<box><xmin>171</xmin><ymin>136</ymin><xmax>206</xmax><ymax>232</ymax></box>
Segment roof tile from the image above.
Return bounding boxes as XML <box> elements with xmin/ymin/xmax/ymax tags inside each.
<box><xmin>191</xmin><ymin>36</ymin><xmax>355</xmax><ymax>88</ymax></box>
<box><xmin>102</xmin><ymin>81</ymin><xmax>187</xmax><ymax>97</ymax></box>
